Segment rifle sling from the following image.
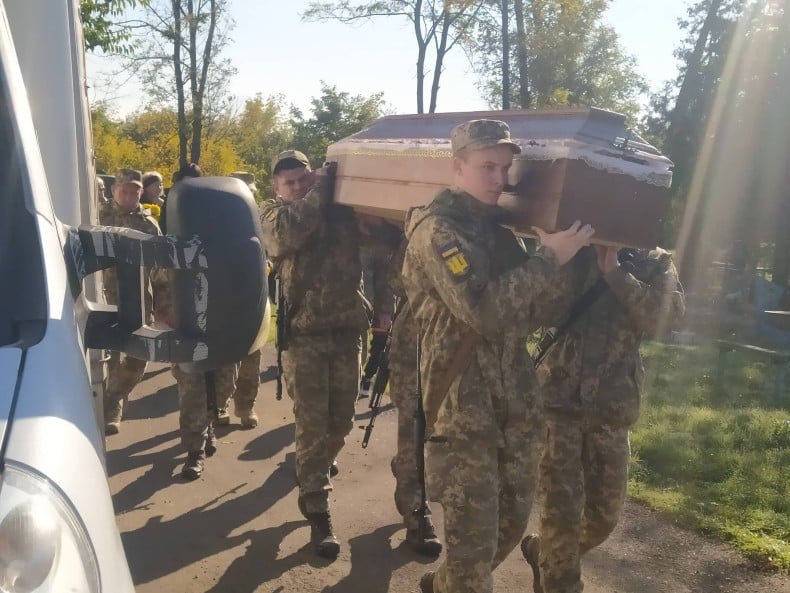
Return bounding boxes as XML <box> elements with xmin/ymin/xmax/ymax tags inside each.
<box><xmin>534</xmin><ymin>276</ymin><xmax>608</xmax><ymax>367</ymax></box>
<box><xmin>423</xmin><ymin>329</ymin><xmax>480</xmax><ymax>434</ymax></box>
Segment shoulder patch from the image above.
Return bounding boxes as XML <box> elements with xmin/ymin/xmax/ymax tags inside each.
<box><xmin>437</xmin><ymin>240</ymin><xmax>470</xmax><ymax>278</ymax></box>
<box><xmin>262</xmin><ymin>208</ymin><xmax>278</xmax><ymax>222</ymax></box>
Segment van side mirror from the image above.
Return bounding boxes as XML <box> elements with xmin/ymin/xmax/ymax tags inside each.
<box><xmin>69</xmin><ymin>177</ymin><xmax>267</xmax><ymax>372</ymax></box>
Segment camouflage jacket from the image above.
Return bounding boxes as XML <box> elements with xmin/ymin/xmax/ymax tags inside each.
<box><xmin>402</xmin><ymin>189</ymin><xmax>561</xmax><ymax>440</ymax></box>
<box><xmin>99</xmin><ymin>200</ymin><xmax>167</xmax><ymax>319</ymax></box>
<box><xmin>359</xmin><ymin>222</ymin><xmax>401</xmax><ymax>321</ymax></box>
<box><xmin>260</xmin><ymin>178</ymin><xmax>369</xmax><ymax>335</ymax></box>
<box><xmin>537</xmin><ymin>246</ymin><xmax>685</xmax><ymax>427</ymax></box>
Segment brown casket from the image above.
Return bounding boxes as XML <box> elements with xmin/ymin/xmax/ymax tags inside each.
<box><xmin>326</xmin><ymin>108</ymin><xmax>673</xmax><ymax>248</ymax></box>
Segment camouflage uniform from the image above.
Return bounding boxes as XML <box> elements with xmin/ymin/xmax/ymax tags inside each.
<box><xmin>260</xmin><ymin>176</ymin><xmax>369</xmax><ymax>515</ymax></box>
<box><xmin>402</xmin><ymin>188</ymin><xmax>562</xmax><ymax>593</ymax></box>
<box><xmin>172</xmin><ymin>364</ymin><xmax>239</xmax><ymax>452</ymax></box>
<box><xmin>386</xmin><ymin>241</ymin><xmax>423</xmax><ymax>528</ymax></box>
<box><xmin>533</xmin><ymin>246</ymin><xmax>684</xmax><ymax>593</ymax></box>
<box><xmin>359</xmin><ymin>228</ymin><xmax>399</xmax><ymax>391</ymax></box>
<box><xmin>99</xmin><ymin>199</ymin><xmax>164</xmax><ymax>426</ymax></box>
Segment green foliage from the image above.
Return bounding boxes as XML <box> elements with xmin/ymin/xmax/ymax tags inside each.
<box><xmin>81</xmin><ymin>0</ymin><xmax>147</xmax><ymax>53</ymax></box>
<box><xmin>467</xmin><ymin>0</ymin><xmax>646</xmax><ymax>119</ymax></box>
<box><xmin>91</xmin><ymin>84</ymin><xmax>386</xmax><ymax>197</ymax></box>
<box><xmin>631</xmin><ymin>342</ymin><xmax>790</xmax><ymax>570</ymax></box>
<box><xmin>291</xmin><ymin>82</ymin><xmax>387</xmax><ymax>170</ymax></box>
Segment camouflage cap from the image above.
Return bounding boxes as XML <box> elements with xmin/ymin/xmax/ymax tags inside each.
<box><xmin>230</xmin><ymin>171</ymin><xmax>257</xmax><ymax>191</ymax></box>
<box><xmin>450</xmin><ymin>119</ymin><xmax>521</xmax><ymax>155</ymax></box>
<box><xmin>115</xmin><ymin>168</ymin><xmax>143</xmax><ymax>187</ymax></box>
<box><xmin>272</xmin><ymin>150</ymin><xmax>311</xmax><ymax>175</ymax></box>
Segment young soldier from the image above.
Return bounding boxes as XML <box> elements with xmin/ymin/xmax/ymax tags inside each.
<box><xmin>521</xmin><ymin>246</ymin><xmax>684</xmax><ymax>593</ymax></box>
<box><xmin>260</xmin><ymin>150</ymin><xmax>370</xmax><ymax>558</ymax></box>
<box><xmin>401</xmin><ymin>120</ymin><xmax>594</xmax><ymax>593</ymax></box>
<box><xmin>101</xmin><ymin>168</ymin><xmax>166</xmax><ymax>435</ymax></box>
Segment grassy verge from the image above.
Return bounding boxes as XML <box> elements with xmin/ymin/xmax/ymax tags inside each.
<box><xmin>630</xmin><ymin>342</ymin><xmax>790</xmax><ymax>571</ymax></box>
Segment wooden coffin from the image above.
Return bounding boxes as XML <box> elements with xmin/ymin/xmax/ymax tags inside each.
<box><xmin>326</xmin><ymin>108</ymin><xmax>674</xmax><ymax>248</ymax></box>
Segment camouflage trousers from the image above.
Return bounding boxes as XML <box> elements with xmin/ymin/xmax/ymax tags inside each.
<box><xmin>537</xmin><ymin>414</ymin><xmax>630</xmax><ymax>593</ymax></box>
<box><xmin>219</xmin><ymin>349</ymin><xmax>260</xmax><ymax>413</ymax></box>
<box><xmin>388</xmin><ymin>317</ymin><xmax>423</xmax><ymax>530</ymax></box>
<box><xmin>105</xmin><ymin>351</ymin><xmax>147</xmax><ymax>419</ymax></box>
<box><xmin>282</xmin><ymin>330</ymin><xmax>360</xmax><ymax>514</ymax></box>
<box><xmin>426</xmin><ymin>414</ymin><xmax>542</xmax><ymax>593</ymax></box>
<box><xmin>172</xmin><ymin>364</ymin><xmax>239</xmax><ymax>452</ymax></box>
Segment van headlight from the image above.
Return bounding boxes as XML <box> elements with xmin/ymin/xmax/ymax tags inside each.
<box><xmin>0</xmin><ymin>462</ymin><xmax>100</xmax><ymax>593</ymax></box>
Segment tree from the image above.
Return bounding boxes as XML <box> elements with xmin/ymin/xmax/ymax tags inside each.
<box><xmin>467</xmin><ymin>0</ymin><xmax>645</xmax><ymax>118</ymax></box>
<box><xmin>81</xmin><ymin>0</ymin><xmax>148</xmax><ymax>53</ymax></box>
<box><xmin>303</xmin><ymin>1</ymin><xmax>485</xmax><ymax>114</ymax></box>
<box><xmin>645</xmin><ymin>1</ymin><xmax>790</xmax><ymax>289</ymax></box>
<box><xmin>228</xmin><ymin>95</ymin><xmax>295</xmax><ymax>198</ymax></box>
<box><xmin>291</xmin><ymin>83</ymin><xmax>387</xmax><ymax>169</ymax></box>
<box><xmin>118</xmin><ymin>0</ymin><xmax>237</xmax><ymax>168</ymax></box>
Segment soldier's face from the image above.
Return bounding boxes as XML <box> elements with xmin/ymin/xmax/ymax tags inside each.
<box><xmin>274</xmin><ymin>167</ymin><xmax>312</xmax><ymax>202</ymax></box>
<box><xmin>112</xmin><ymin>182</ymin><xmax>143</xmax><ymax>212</ymax></box>
<box><xmin>453</xmin><ymin>145</ymin><xmax>514</xmax><ymax>205</ymax></box>
<box><xmin>143</xmin><ymin>180</ymin><xmax>163</xmax><ymax>201</ymax></box>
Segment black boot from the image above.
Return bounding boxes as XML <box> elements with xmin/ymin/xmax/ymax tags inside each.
<box><xmin>306</xmin><ymin>512</ymin><xmax>340</xmax><ymax>559</ymax></box>
<box><xmin>181</xmin><ymin>450</ymin><xmax>205</xmax><ymax>481</ymax></box>
<box><xmin>419</xmin><ymin>571</ymin><xmax>435</xmax><ymax>593</ymax></box>
<box><xmin>329</xmin><ymin>460</ymin><xmax>339</xmax><ymax>477</ymax></box>
<box><xmin>407</xmin><ymin>511</ymin><xmax>443</xmax><ymax>557</ymax></box>
<box><xmin>521</xmin><ymin>533</ymin><xmax>544</xmax><ymax>593</ymax></box>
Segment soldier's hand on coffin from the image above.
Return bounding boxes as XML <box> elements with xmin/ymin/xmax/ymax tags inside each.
<box><xmin>532</xmin><ymin>220</ymin><xmax>595</xmax><ymax>266</ymax></box>
<box><xmin>594</xmin><ymin>245</ymin><xmax>620</xmax><ymax>274</ymax></box>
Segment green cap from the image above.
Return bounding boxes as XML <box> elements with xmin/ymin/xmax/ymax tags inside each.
<box><xmin>272</xmin><ymin>150</ymin><xmax>311</xmax><ymax>174</ymax></box>
<box><xmin>450</xmin><ymin>119</ymin><xmax>521</xmax><ymax>155</ymax></box>
<box><xmin>115</xmin><ymin>168</ymin><xmax>143</xmax><ymax>187</ymax></box>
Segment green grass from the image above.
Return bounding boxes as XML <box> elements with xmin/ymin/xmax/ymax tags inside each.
<box><xmin>631</xmin><ymin>342</ymin><xmax>790</xmax><ymax>571</ymax></box>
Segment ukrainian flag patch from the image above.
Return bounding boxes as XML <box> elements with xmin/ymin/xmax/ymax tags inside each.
<box><xmin>438</xmin><ymin>240</ymin><xmax>470</xmax><ymax>277</ymax></box>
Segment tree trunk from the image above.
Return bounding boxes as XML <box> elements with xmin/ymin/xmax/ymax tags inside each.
<box><xmin>501</xmin><ymin>0</ymin><xmax>510</xmax><ymax>109</ymax></box>
<box><xmin>190</xmin><ymin>0</ymin><xmax>217</xmax><ymax>165</ymax></box>
<box><xmin>513</xmin><ymin>0</ymin><xmax>530</xmax><ymax>108</ymax></box>
<box><xmin>172</xmin><ymin>0</ymin><xmax>188</xmax><ymax>168</ymax></box>
<box><xmin>414</xmin><ymin>0</ymin><xmax>426</xmax><ymax>114</ymax></box>
<box><xmin>429</xmin><ymin>10</ymin><xmax>451</xmax><ymax>113</ymax></box>
<box><xmin>666</xmin><ymin>0</ymin><xmax>723</xmax><ymax>159</ymax></box>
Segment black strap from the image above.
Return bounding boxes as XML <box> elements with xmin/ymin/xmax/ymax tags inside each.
<box><xmin>534</xmin><ymin>276</ymin><xmax>608</xmax><ymax>367</ymax></box>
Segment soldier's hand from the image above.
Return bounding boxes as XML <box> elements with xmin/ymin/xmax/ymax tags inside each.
<box><xmin>594</xmin><ymin>245</ymin><xmax>620</xmax><ymax>274</ymax></box>
<box><xmin>532</xmin><ymin>221</ymin><xmax>595</xmax><ymax>266</ymax></box>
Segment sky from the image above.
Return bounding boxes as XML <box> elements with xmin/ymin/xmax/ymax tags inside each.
<box><xmin>86</xmin><ymin>0</ymin><xmax>690</xmax><ymax>117</ymax></box>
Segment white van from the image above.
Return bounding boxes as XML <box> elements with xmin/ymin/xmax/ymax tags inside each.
<box><xmin>0</xmin><ymin>1</ymin><xmax>267</xmax><ymax>591</ymax></box>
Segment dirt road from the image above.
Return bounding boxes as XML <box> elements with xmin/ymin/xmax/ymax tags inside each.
<box><xmin>107</xmin><ymin>347</ymin><xmax>789</xmax><ymax>593</ymax></box>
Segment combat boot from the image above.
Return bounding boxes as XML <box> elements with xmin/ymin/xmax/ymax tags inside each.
<box><xmin>329</xmin><ymin>460</ymin><xmax>339</xmax><ymax>477</ymax></box>
<box><xmin>358</xmin><ymin>377</ymin><xmax>371</xmax><ymax>399</ymax></box>
<box><xmin>306</xmin><ymin>512</ymin><xmax>340</xmax><ymax>559</ymax></box>
<box><xmin>419</xmin><ymin>571</ymin><xmax>435</xmax><ymax>593</ymax></box>
<box><xmin>406</xmin><ymin>512</ymin><xmax>442</xmax><ymax>557</ymax></box>
<box><xmin>181</xmin><ymin>450</ymin><xmax>205</xmax><ymax>481</ymax></box>
<box><xmin>104</xmin><ymin>398</ymin><xmax>123</xmax><ymax>435</ymax></box>
<box><xmin>205</xmin><ymin>425</ymin><xmax>217</xmax><ymax>458</ymax></box>
<box><xmin>235</xmin><ymin>404</ymin><xmax>258</xmax><ymax>429</ymax></box>
<box><xmin>215</xmin><ymin>408</ymin><xmax>230</xmax><ymax>426</ymax></box>
<box><xmin>521</xmin><ymin>533</ymin><xmax>544</xmax><ymax>593</ymax></box>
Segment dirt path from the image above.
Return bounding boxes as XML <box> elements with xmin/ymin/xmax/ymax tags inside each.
<box><xmin>106</xmin><ymin>347</ymin><xmax>789</xmax><ymax>592</ymax></box>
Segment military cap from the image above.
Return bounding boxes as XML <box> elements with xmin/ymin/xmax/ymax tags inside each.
<box><xmin>115</xmin><ymin>168</ymin><xmax>143</xmax><ymax>187</ymax></box>
<box><xmin>450</xmin><ymin>119</ymin><xmax>521</xmax><ymax>155</ymax></box>
<box><xmin>230</xmin><ymin>171</ymin><xmax>257</xmax><ymax>191</ymax></box>
<box><xmin>272</xmin><ymin>150</ymin><xmax>311</xmax><ymax>175</ymax></box>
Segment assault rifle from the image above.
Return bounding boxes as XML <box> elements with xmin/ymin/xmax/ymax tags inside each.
<box><xmin>361</xmin><ymin>323</ymin><xmax>393</xmax><ymax>448</ymax></box>
<box><xmin>275</xmin><ymin>276</ymin><xmax>286</xmax><ymax>400</ymax></box>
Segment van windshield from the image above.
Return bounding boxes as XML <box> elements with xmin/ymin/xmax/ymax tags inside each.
<box><xmin>0</xmin><ymin>89</ymin><xmax>46</xmax><ymax>348</ymax></box>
